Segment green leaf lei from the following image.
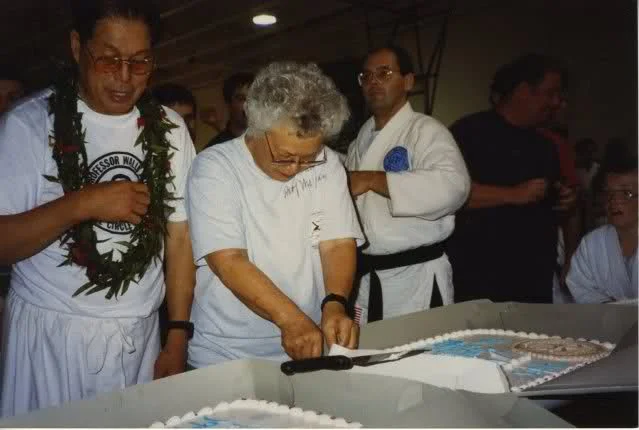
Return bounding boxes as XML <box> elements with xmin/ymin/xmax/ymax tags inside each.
<box><xmin>46</xmin><ymin>73</ymin><xmax>178</xmax><ymax>299</ymax></box>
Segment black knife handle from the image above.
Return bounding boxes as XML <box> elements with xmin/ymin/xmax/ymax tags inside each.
<box><xmin>280</xmin><ymin>355</ymin><xmax>353</xmax><ymax>375</ymax></box>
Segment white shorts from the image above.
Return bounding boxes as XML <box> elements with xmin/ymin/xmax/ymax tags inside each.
<box><xmin>0</xmin><ymin>289</ymin><xmax>160</xmax><ymax>418</ymax></box>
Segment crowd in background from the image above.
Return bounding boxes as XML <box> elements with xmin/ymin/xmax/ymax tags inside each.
<box><xmin>0</xmin><ymin>0</ymin><xmax>636</xmax><ymax>419</ymax></box>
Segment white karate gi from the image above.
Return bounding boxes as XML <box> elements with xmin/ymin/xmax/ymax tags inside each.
<box><xmin>0</xmin><ymin>90</ymin><xmax>195</xmax><ymax>417</ymax></box>
<box><xmin>567</xmin><ymin>224</ymin><xmax>638</xmax><ymax>303</ymax></box>
<box><xmin>345</xmin><ymin>102</ymin><xmax>470</xmax><ymax>322</ymax></box>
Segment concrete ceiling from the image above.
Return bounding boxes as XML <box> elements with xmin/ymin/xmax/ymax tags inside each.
<box><xmin>0</xmin><ymin>0</ymin><xmax>458</xmax><ymax>91</ymax></box>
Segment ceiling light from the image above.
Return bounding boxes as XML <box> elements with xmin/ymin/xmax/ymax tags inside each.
<box><xmin>252</xmin><ymin>14</ymin><xmax>277</xmax><ymax>26</ymax></box>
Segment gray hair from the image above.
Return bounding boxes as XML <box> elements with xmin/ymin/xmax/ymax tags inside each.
<box><xmin>245</xmin><ymin>62</ymin><xmax>350</xmax><ymax>139</ymax></box>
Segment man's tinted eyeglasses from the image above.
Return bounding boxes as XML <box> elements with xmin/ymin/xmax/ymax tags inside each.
<box><xmin>85</xmin><ymin>47</ymin><xmax>154</xmax><ymax>75</ymax></box>
<box><xmin>357</xmin><ymin>67</ymin><xmax>399</xmax><ymax>86</ymax></box>
<box><xmin>264</xmin><ymin>132</ymin><xmax>326</xmax><ymax>167</ymax></box>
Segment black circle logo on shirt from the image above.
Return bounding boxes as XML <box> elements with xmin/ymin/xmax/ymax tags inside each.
<box><xmin>87</xmin><ymin>151</ymin><xmax>143</xmax><ymax>235</ymax></box>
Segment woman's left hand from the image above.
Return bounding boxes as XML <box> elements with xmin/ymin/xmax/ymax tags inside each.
<box><xmin>320</xmin><ymin>302</ymin><xmax>359</xmax><ymax>349</ymax></box>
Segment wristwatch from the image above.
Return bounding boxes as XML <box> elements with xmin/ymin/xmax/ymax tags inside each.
<box><xmin>321</xmin><ymin>293</ymin><xmax>349</xmax><ymax>312</ymax></box>
<box><xmin>166</xmin><ymin>320</ymin><xmax>194</xmax><ymax>340</ymax></box>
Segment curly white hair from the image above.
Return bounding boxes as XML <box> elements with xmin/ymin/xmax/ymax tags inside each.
<box><xmin>245</xmin><ymin>61</ymin><xmax>350</xmax><ymax>139</ymax></box>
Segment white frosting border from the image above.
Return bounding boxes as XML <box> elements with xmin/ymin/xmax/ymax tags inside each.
<box><xmin>152</xmin><ymin>398</ymin><xmax>362</xmax><ymax>428</ymax></box>
<box><xmin>370</xmin><ymin>329</ymin><xmax>615</xmax><ymax>392</ymax></box>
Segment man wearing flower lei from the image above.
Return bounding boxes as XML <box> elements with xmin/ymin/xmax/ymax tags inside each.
<box><xmin>0</xmin><ymin>0</ymin><xmax>196</xmax><ymax>417</ymax></box>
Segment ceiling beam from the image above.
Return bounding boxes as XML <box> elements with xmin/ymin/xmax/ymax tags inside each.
<box><xmin>154</xmin><ymin>0</ymin><xmax>282</xmax><ymax>50</ymax></box>
<box><xmin>155</xmin><ymin>2</ymin><xmax>352</xmax><ymax>70</ymax></box>
<box><xmin>338</xmin><ymin>0</ymin><xmax>402</xmax><ymax>15</ymax></box>
<box><xmin>160</xmin><ymin>0</ymin><xmax>211</xmax><ymax>19</ymax></box>
<box><xmin>153</xmin><ymin>4</ymin><xmax>355</xmax><ymax>86</ymax></box>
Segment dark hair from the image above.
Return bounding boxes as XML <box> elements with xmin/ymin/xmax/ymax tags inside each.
<box><xmin>605</xmin><ymin>155</ymin><xmax>638</xmax><ymax>176</ymax></box>
<box><xmin>222</xmin><ymin>72</ymin><xmax>254</xmax><ymax>104</ymax></box>
<box><xmin>151</xmin><ymin>83</ymin><xmax>197</xmax><ymax>112</ymax></box>
<box><xmin>575</xmin><ymin>137</ymin><xmax>597</xmax><ymax>153</ymax></box>
<box><xmin>70</xmin><ymin>0</ymin><xmax>160</xmax><ymax>45</ymax></box>
<box><xmin>367</xmin><ymin>45</ymin><xmax>415</xmax><ymax>75</ymax></box>
<box><xmin>603</xmin><ymin>139</ymin><xmax>633</xmax><ymax>166</ymax></box>
<box><xmin>0</xmin><ymin>64</ymin><xmax>23</xmax><ymax>83</ymax></box>
<box><xmin>490</xmin><ymin>53</ymin><xmax>565</xmax><ymax>105</ymax></box>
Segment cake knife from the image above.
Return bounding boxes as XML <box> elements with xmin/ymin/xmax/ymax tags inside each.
<box><xmin>280</xmin><ymin>348</ymin><xmax>431</xmax><ymax>375</ymax></box>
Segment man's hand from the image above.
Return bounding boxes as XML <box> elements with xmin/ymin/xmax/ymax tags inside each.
<box><xmin>348</xmin><ymin>171</ymin><xmax>372</xmax><ymax>197</ymax></box>
<box><xmin>278</xmin><ymin>312</ymin><xmax>323</xmax><ymax>360</ymax></box>
<box><xmin>321</xmin><ymin>302</ymin><xmax>358</xmax><ymax>349</ymax></box>
<box><xmin>77</xmin><ymin>181</ymin><xmax>150</xmax><ymax>224</ymax></box>
<box><xmin>348</xmin><ymin>171</ymin><xmax>389</xmax><ymax>198</ymax></box>
<box><xmin>553</xmin><ymin>182</ymin><xmax>577</xmax><ymax>212</ymax></box>
<box><xmin>509</xmin><ymin>178</ymin><xmax>548</xmax><ymax>205</ymax></box>
<box><xmin>153</xmin><ymin>330</ymin><xmax>188</xmax><ymax>379</ymax></box>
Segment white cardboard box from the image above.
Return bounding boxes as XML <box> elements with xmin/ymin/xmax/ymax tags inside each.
<box><xmin>0</xmin><ymin>358</ymin><xmax>570</xmax><ymax>428</ymax></box>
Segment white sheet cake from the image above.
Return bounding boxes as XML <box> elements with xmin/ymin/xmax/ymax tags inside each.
<box><xmin>384</xmin><ymin>328</ymin><xmax>615</xmax><ymax>392</ymax></box>
<box><xmin>151</xmin><ymin>399</ymin><xmax>362</xmax><ymax>428</ymax></box>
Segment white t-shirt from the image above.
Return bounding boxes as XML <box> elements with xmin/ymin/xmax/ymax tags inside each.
<box><xmin>0</xmin><ymin>89</ymin><xmax>196</xmax><ymax>318</ymax></box>
<box><xmin>186</xmin><ymin>136</ymin><xmax>364</xmax><ymax>366</ymax></box>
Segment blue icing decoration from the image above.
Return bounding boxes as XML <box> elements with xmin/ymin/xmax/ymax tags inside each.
<box><xmin>431</xmin><ymin>337</ymin><xmax>513</xmax><ymax>358</ymax></box>
<box><xmin>188</xmin><ymin>417</ymin><xmax>246</xmax><ymax>428</ymax></box>
<box><xmin>383</xmin><ymin>146</ymin><xmax>410</xmax><ymax>172</ymax></box>
<box><xmin>510</xmin><ymin>360</ymin><xmax>572</xmax><ymax>377</ymax></box>
<box><xmin>431</xmin><ymin>339</ymin><xmax>485</xmax><ymax>358</ymax></box>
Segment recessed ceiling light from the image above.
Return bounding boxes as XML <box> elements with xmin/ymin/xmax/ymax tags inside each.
<box><xmin>252</xmin><ymin>14</ymin><xmax>277</xmax><ymax>26</ymax></box>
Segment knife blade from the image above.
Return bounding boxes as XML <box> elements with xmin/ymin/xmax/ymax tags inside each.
<box><xmin>280</xmin><ymin>348</ymin><xmax>431</xmax><ymax>376</ymax></box>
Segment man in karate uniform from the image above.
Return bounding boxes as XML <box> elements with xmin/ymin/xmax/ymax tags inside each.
<box><xmin>567</xmin><ymin>157</ymin><xmax>638</xmax><ymax>303</ymax></box>
<box><xmin>345</xmin><ymin>46</ymin><xmax>470</xmax><ymax>323</ymax></box>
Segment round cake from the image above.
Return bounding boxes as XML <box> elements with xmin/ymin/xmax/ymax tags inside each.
<box><xmin>511</xmin><ymin>338</ymin><xmax>610</xmax><ymax>361</ymax></box>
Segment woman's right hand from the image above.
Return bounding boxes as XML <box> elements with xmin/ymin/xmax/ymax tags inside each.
<box><xmin>278</xmin><ymin>312</ymin><xmax>323</xmax><ymax>360</ymax></box>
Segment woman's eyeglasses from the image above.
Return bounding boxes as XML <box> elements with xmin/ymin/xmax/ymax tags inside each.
<box><xmin>264</xmin><ymin>132</ymin><xmax>326</xmax><ymax>168</ymax></box>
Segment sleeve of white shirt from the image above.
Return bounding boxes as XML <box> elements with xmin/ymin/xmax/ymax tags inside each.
<box><xmin>164</xmin><ymin>111</ymin><xmax>196</xmax><ymax>223</ymax></box>
<box><xmin>186</xmin><ymin>151</ymin><xmax>246</xmax><ymax>266</ymax></box>
<box><xmin>386</xmin><ymin>122</ymin><xmax>471</xmax><ymax>220</ymax></box>
<box><xmin>566</xmin><ymin>234</ymin><xmax>611</xmax><ymax>303</ymax></box>
<box><xmin>0</xmin><ymin>111</ymin><xmax>44</xmax><ymax>215</ymax></box>
<box><xmin>319</xmin><ymin>152</ymin><xmax>365</xmax><ymax>247</ymax></box>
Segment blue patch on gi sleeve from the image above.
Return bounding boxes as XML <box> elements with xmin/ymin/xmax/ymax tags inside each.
<box><xmin>383</xmin><ymin>146</ymin><xmax>410</xmax><ymax>172</ymax></box>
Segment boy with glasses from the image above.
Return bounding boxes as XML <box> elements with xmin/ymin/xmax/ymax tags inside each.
<box><xmin>345</xmin><ymin>45</ymin><xmax>470</xmax><ymax>323</ymax></box>
<box><xmin>567</xmin><ymin>157</ymin><xmax>638</xmax><ymax>303</ymax></box>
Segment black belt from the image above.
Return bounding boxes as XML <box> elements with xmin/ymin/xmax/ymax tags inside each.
<box><xmin>355</xmin><ymin>242</ymin><xmax>445</xmax><ymax>323</ymax></box>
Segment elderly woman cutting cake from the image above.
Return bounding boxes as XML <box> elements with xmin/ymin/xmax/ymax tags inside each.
<box><xmin>185</xmin><ymin>62</ymin><xmax>365</xmax><ymax>367</ymax></box>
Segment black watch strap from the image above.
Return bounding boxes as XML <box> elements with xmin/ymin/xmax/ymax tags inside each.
<box><xmin>321</xmin><ymin>294</ymin><xmax>348</xmax><ymax>312</ymax></box>
<box><xmin>166</xmin><ymin>320</ymin><xmax>194</xmax><ymax>340</ymax></box>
